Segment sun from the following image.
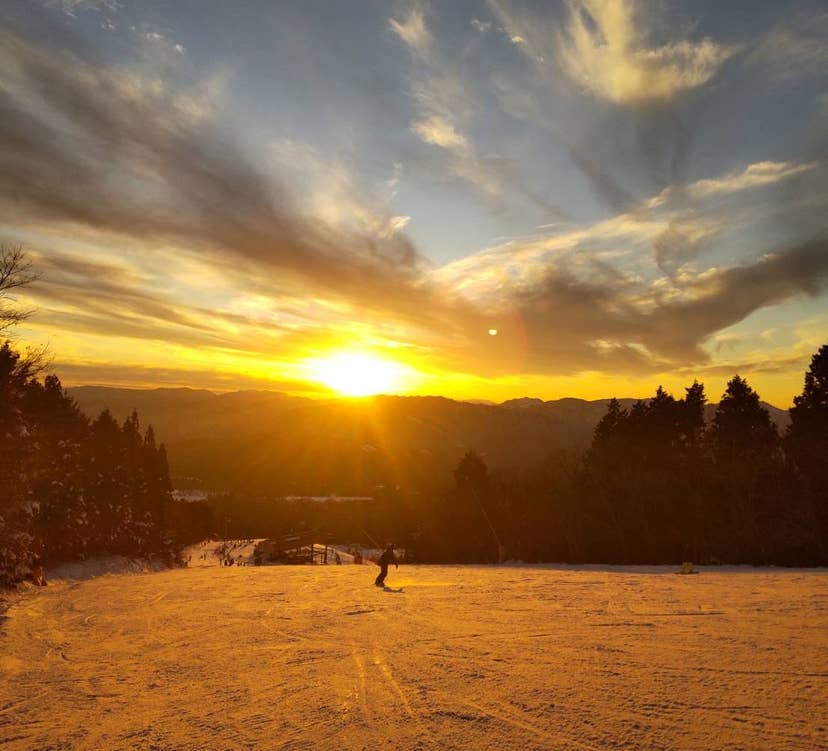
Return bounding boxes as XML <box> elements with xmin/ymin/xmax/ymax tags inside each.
<box><xmin>307</xmin><ymin>352</ymin><xmax>410</xmax><ymax>397</ymax></box>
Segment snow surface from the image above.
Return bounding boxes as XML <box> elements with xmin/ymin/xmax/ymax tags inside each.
<box><xmin>1</xmin><ymin>564</ymin><xmax>827</xmax><ymax>750</ymax></box>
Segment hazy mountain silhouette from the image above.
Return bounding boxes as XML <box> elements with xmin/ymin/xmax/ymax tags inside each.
<box><xmin>68</xmin><ymin>387</ymin><xmax>789</xmax><ymax>496</ymax></box>
<box><xmin>68</xmin><ymin>387</ymin><xmax>309</xmax><ymax>441</ymax></box>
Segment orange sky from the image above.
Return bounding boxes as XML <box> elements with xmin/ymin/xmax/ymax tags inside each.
<box><xmin>3</xmin><ymin>0</ymin><xmax>827</xmax><ymax>409</ymax></box>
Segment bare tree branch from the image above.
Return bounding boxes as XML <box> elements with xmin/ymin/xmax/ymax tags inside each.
<box><xmin>0</xmin><ymin>244</ymin><xmax>37</xmax><ymax>331</ymax></box>
<box><xmin>19</xmin><ymin>343</ymin><xmax>51</xmax><ymax>379</ymax></box>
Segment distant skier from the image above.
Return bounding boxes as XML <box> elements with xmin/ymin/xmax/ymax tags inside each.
<box><xmin>374</xmin><ymin>544</ymin><xmax>398</xmax><ymax>587</ymax></box>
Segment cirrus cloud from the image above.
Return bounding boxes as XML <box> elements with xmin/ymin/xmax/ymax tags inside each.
<box><xmin>557</xmin><ymin>0</ymin><xmax>735</xmax><ymax>105</ymax></box>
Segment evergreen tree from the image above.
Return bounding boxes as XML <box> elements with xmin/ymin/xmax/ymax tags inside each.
<box><xmin>647</xmin><ymin>385</ymin><xmax>679</xmax><ymax>448</ymax></box>
<box><xmin>787</xmin><ymin>345</ymin><xmax>828</xmax><ymax>479</ymax></box>
<box><xmin>708</xmin><ymin>376</ymin><xmax>784</xmax><ymax>562</ymax></box>
<box><xmin>26</xmin><ymin>375</ymin><xmax>90</xmax><ymax>560</ymax></box>
<box><xmin>441</xmin><ymin>452</ymin><xmax>500</xmax><ymax>561</ymax></box>
<box><xmin>676</xmin><ymin>381</ymin><xmax>710</xmax><ymax>561</ymax></box>
<box><xmin>454</xmin><ymin>450</ymin><xmax>488</xmax><ymax>493</ymax></box>
<box><xmin>786</xmin><ymin>345</ymin><xmax>828</xmax><ymax>542</ymax></box>
<box><xmin>680</xmin><ymin>381</ymin><xmax>706</xmax><ymax>450</ymax></box>
<box><xmin>0</xmin><ymin>343</ymin><xmax>39</xmax><ymax>585</ymax></box>
<box><xmin>710</xmin><ymin>376</ymin><xmax>778</xmax><ymax>464</ymax></box>
<box><xmin>86</xmin><ymin>409</ymin><xmax>123</xmax><ymax>553</ymax></box>
<box><xmin>590</xmin><ymin>398</ymin><xmax>628</xmax><ymax>456</ymax></box>
<box><xmin>142</xmin><ymin>426</ymin><xmax>173</xmax><ymax>550</ymax></box>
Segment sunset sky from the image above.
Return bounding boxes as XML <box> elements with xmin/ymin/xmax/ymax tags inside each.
<box><xmin>1</xmin><ymin>0</ymin><xmax>826</xmax><ymax>405</ymax></box>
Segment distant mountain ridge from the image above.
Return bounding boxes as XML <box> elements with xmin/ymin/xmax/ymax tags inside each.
<box><xmin>67</xmin><ymin>387</ymin><xmax>790</xmax><ymax>496</ymax></box>
<box><xmin>68</xmin><ymin>386</ymin><xmax>309</xmax><ymax>442</ymax></box>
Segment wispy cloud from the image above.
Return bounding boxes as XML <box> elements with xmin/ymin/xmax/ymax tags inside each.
<box><xmin>488</xmin><ymin>0</ymin><xmax>741</xmax><ymax>205</ymax></box>
<box><xmin>40</xmin><ymin>0</ymin><xmax>120</xmax><ymax>17</ymax></box>
<box><xmin>429</xmin><ymin>155</ymin><xmax>828</xmax><ymax>374</ymax></box>
<box><xmin>412</xmin><ymin>114</ymin><xmax>470</xmax><ymax>150</ymax></box>
<box><xmin>557</xmin><ymin>0</ymin><xmax>734</xmax><ymax>105</ymax></box>
<box><xmin>390</xmin><ymin>6</ymin><xmax>562</xmax><ymax>215</ymax></box>
<box><xmin>746</xmin><ymin>12</ymin><xmax>828</xmax><ymax>82</ymax></box>
<box><xmin>450</xmin><ymin>232</ymin><xmax>828</xmax><ymax>376</ymax></box>
<box><xmin>438</xmin><ymin>156</ymin><xmax>822</xmax><ymax>283</ymax></box>
<box><xmin>388</xmin><ymin>6</ymin><xmax>432</xmax><ymax>60</ymax></box>
<box><xmin>0</xmin><ymin>20</ymin><xmax>473</xmax><ymax>336</ymax></box>
<box><xmin>648</xmin><ymin>160</ymin><xmax>820</xmax><ymax>208</ymax></box>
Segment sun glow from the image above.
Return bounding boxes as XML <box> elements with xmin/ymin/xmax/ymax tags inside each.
<box><xmin>306</xmin><ymin>352</ymin><xmax>412</xmax><ymax>397</ymax></box>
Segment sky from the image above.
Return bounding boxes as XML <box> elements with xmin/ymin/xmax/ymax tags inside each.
<box><xmin>1</xmin><ymin>0</ymin><xmax>826</xmax><ymax>406</ymax></box>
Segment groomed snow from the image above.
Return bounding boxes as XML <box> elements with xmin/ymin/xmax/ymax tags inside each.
<box><xmin>2</xmin><ymin>564</ymin><xmax>826</xmax><ymax>750</ymax></box>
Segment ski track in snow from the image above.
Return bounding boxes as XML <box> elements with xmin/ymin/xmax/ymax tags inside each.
<box><xmin>1</xmin><ymin>564</ymin><xmax>827</xmax><ymax>750</ymax></box>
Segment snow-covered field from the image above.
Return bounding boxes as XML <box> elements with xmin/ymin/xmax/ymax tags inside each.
<box><xmin>1</xmin><ymin>564</ymin><xmax>826</xmax><ymax>750</ymax></box>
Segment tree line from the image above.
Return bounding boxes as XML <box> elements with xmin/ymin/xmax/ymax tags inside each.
<box><xmin>0</xmin><ymin>342</ymin><xmax>180</xmax><ymax>585</ymax></box>
<box><xmin>404</xmin><ymin>349</ymin><xmax>827</xmax><ymax>565</ymax></box>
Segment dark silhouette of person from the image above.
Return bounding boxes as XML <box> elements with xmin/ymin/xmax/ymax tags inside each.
<box><xmin>374</xmin><ymin>544</ymin><xmax>398</xmax><ymax>587</ymax></box>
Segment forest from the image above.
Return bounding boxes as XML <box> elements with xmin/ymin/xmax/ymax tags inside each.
<box><xmin>0</xmin><ymin>341</ymin><xmax>185</xmax><ymax>586</ymax></box>
<box><xmin>408</xmin><ymin>351</ymin><xmax>827</xmax><ymax>566</ymax></box>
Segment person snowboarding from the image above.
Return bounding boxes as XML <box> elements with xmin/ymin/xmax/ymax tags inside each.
<box><xmin>374</xmin><ymin>544</ymin><xmax>398</xmax><ymax>587</ymax></box>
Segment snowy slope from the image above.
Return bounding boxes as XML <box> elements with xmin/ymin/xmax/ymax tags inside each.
<box><xmin>1</xmin><ymin>565</ymin><xmax>826</xmax><ymax>750</ymax></box>
<box><xmin>186</xmin><ymin>539</ymin><xmax>264</xmax><ymax>567</ymax></box>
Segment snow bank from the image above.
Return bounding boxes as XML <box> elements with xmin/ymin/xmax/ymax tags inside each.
<box><xmin>0</xmin><ymin>555</ymin><xmax>171</xmax><ymax>614</ymax></box>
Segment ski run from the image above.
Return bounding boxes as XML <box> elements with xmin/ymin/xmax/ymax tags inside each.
<box><xmin>1</xmin><ymin>559</ymin><xmax>826</xmax><ymax>750</ymax></box>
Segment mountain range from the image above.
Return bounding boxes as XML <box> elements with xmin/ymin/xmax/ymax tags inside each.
<box><xmin>68</xmin><ymin>387</ymin><xmax>790</xmax><ymax>496</ymax></box>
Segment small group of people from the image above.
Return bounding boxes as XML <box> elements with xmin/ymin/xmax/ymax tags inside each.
<box><xmin>221</xmin><ymin>556</ymin><xmax>249</xmax><ymax>567</ymax></box>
